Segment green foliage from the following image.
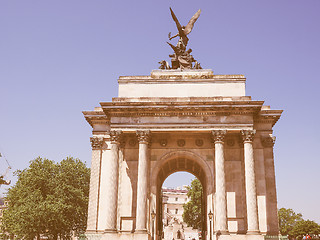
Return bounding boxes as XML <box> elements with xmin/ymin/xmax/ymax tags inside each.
<box><xmin>182</xmin><ymin>178</ymin><xmax>203</xmax><ymax>229</ymax></box>
<box><xmin>278</xmin><ymin>208</ymin><xmax>320</xmax><ymax>239</ymax></box>
<box><xmin>290</xmin><ymin>220</ymin><xmax>320</xmax><ymax>238</ymax></box>
<box><xmin>1</xmin><ymin>157</ymin><xmax>90</xmax><ymax>240</ymax></box>
<box><xmin>278</xmin><ymin>208</ymin><xmax>303</xmax><ymax>236</ymax></box>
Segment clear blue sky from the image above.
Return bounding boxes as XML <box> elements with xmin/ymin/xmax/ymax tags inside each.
<box><xmin>1</xmin><ymin>0</ymin><xmax>319</xmax><ymax>224</ymax></box>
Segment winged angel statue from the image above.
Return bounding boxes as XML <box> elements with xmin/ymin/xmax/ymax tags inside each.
<box><xmin>159</xmin><ymin>8</ymin><xmax>202</xmax><ymax>70</ymax></box>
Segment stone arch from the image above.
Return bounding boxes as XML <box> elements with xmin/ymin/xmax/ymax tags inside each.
<box><xmin>150</xmin><ymin>150</ymin><xmax>214</xmax><ymax>240</ymax></box>
<box><xmin>151</xmin><ymin>150</ymin><xmax>213</xmax><ymax>193</ymax></box>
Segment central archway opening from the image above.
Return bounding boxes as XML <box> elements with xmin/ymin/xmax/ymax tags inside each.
<box><xmin>161</xmin><ymin>172</ymin><xmax>204</xmax><ymax>240</ymax></box>
<box><xmin>154</xmin><ymin>156</ymin><xmax>209</xmax><ymax>240</ymax></box>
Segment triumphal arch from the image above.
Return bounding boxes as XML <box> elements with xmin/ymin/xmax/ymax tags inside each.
<box><xmin>83</xmin><ymin>69</ymin><xmax>282</xmax><ymax>240</ymax></box>
<box><xmin>83</xmin><ymin>8</ymin><xmax>282</xmax><ymax>240</ymax></box>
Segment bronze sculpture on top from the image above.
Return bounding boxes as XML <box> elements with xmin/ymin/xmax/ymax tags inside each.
<box><xmin>159</xmin><ymin>8</ymin><xmax>202</xmax><ymax>70</ymax></box>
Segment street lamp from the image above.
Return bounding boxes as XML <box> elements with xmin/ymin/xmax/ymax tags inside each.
<box><xmin>151</xmin><ymin>210</ymin><xmax>156</xmax><ymax>240</ymax></box>
<box><xmin>208</xmin><ymin>210</ymin><xmax>213</xmax><ymax>240</ymax></box>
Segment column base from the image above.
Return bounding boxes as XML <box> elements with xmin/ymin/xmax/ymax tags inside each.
<box><xmin>246</xmin><ymin>230</ymin><xmax>260</xmax><ymax>235</ymax></box>
<box><xmin>85</xmin><ymin>232</ymin><xmax>103</xmax><ymax>240</ymax></box>
<box><xmin>133</xmin><ymin>231</ymin><xmax>149</xmax><ymax>240</ymax></box>
<box><xmin>134</xmin><ymin>229</ymin><xmax>147</xmax><ymax>234</ymax></box>
<box><xmin>215</xmin><ymin>230</ymin><xmax>229</xmax><ymax>235</ymax></box>
<box><xmin>100</xmin><ymin>232</ymin><xmax>119</xmax><ymax>240</ymax></box>
<box><xmin>104</xmin><ymin>229</ymin><xmax>118</xmax><ymax>233</ymax></box>
<box><xmin>213</xmin><ymin>234</ymin><xmax>264</xmax><ymax>240</ymax></box>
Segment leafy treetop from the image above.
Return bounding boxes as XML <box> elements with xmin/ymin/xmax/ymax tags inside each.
<box><xmin>1</xmin><ymin>157</ymin><xmax>90</xmax><ymax>240</ymax></box>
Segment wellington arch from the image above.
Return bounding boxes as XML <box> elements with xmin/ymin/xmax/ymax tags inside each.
<box><xmin>83</xmin><ymin>68</ymin><xmax>283</xmax><ymax>240</ymax></box>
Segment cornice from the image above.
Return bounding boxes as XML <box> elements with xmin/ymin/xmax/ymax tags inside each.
<box><xmin>254</xmin><ymin>109</ymin><xmax>283</xmax><ymax>126</ymax></box>
<box><xmin>82</xmin><ymin>110</ymin><xmax>109</xmax><ymax>127</ymax></box>
<box><xmin>118</xmin><ymin>73</ymin><xmax>246</xmax><ymax>84</ymax></box>
<box><xmin>83</xmin><ymin>101</ymin><xmax>283</xmax><ymax>128</ymax></box>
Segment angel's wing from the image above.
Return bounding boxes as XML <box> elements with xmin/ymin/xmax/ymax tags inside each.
<box><xmin>170</xmin><ymin>8</ymin><xmax>184</xmax><ymax>38</ymax></box>
<box><xmin>184</xmin><ymin>9</ymin><xmax>201</xmax><ymax>35</ymax></box>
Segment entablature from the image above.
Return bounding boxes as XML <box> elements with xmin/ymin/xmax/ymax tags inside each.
<box><xmin>100</xmin><ymin>99</ymin><xmax>265</xmax><ymax>118</ymax></box>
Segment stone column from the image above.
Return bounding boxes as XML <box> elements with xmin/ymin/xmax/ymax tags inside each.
<box><xmin>212</xmin><ymin>130</ymin><xmax>228</xmax><ymax>234</ymax></box>
<box><xmin>135</xmin><ymin>130</ymin><xmax>151</xmax><ymax>233</ymax></box>
<box><xmin>87</xmin><ymin>137</ymin><xmax>104</xmax><ymax>231</ymax></box>
<box><xmin>105</xmin><ymin>130</ymin><xmax>122</xmax><ymax>232</ymax></box>
<box><xmin>241</xmin><ymin>129</ymin><xmax>259</xmax><ymax>234</ymax></box>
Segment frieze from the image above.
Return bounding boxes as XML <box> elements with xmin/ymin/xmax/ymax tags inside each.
<box><xmin>129</xmin><ymin>138</ymin><xmax>137</xmax><ymax>147</ymax></box>
<box><xmin>177</xmin><ymin>139</ymin><xmax>186</xmax><ymax>147</ymax></box>
<box><xmin>195</xmin><ymin>139</ymin><xmax>204</xmax><ymax>147</ymax></box>
<box><xmin>159</xmin><ymin>139</ymin><xmax>168</xmax><ymax>147</ymax></box>
<box><xmin>261</xmin><ymin>135</ymin><xmax>276</xmax><ymax>147</ymax></box>
<box><xmin>109</xmin><ymin>110</ymin><xmax>258</xmax><ymax>118</ymax></box>
<box><xmin>226</xmin><ymin>139</ymin><xmax>235</xmax><ymax>146</ymax></box>
<box><xmin>90</xmin><ymin>137</ymin><xmax>104</xmax><ymax>150</ymax></box>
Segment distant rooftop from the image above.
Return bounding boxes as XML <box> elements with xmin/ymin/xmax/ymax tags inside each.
<box><xmin>162</xmin><ymin>186</ymin><xmax>188</xmax><ymax>193</ymax></box>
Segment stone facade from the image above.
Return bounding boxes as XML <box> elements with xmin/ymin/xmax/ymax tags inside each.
<box><xmin>83</xmin><ymin>69</ymin><xmax>282</xmax><ymax>240</ymax></box>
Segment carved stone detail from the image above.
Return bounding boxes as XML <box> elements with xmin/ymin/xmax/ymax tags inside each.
<box><xmin>90</xmin><ymin>137</ymin><xmax>104</xmax><ymax>150</ymax></box>
<box><xmin>226</xmin><ymin>139</ymin><xmax>235</xmax><ymax>146</ymax></box>
<box><xmin>177</xmin><ymin>139</ymin><xmax>186</xmax><ymax>147</ymax></box>
<box><xmin>195</xmin><ymin>139</ymin><xmax>204</xmax><ymax>147</ymax></box>
<box><xmin>261</xmin><ymin>135</ymin><xmax>276</xmax><ymax>147</ymax></box>
<box><xmin>212</xmin><ymin>130</ymin><xmax>227</xmax><ymax>143</ymax></box>
<box><xmin>160</xmin><ymin>139</ymin><xmax>167</xmax><ymax>147</ymax></box>
<box><xmin>136</xmin><ymin>130</ymin><xmax>151</xmax><ymax>144</ymax></box>
<box><xmin>109</xmin><ymin>130</ymin><xmax>123</xmax><ymax>144</ymax></box>
<box><xmin>129</xmin><ymin>138</ymin><xmax>137</xmax><ymax>147</ymax></box>
<box><xmin>241</xmin><ymin>130</ymin><xmax>256</xmax><ymax>142</ymax></box>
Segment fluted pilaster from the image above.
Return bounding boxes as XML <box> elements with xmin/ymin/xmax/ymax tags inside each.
<box><xmin>105</xmin><ymin>130</ymin><xmax>122</xmax><ymax>232</ymax></box>
<box><xmin>241</xmin><ymin>129</ymin><xmax>259</xmax><ymax>234</ymax></box>
<box><xmin>135</xmin><ymin>130</ymin><xmax>151</xmax><ymax>232</ymax></box>
<box><xmin>87</xmin><ymin>137</ymin><xmax>104</xmax><ymax>231</ymax></box>
<box><xmin>212</xmin><ymin>130</ymin><xmax>228</xmax><ymax>234</ymax></box>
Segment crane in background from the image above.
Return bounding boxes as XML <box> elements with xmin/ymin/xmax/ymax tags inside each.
<box><xmin>0</xmin><ymin>152</ymin><xmax>11</xmax><ymax>186</ymax></box>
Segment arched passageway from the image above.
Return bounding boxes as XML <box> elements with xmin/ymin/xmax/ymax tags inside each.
<box><xmin>151</xmin><ymin>151</ymin><xmax>213</xmax><ymax>240</ymax></box>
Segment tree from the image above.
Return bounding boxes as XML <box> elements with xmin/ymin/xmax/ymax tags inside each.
<box><xmin>1</xmin><ymin>157</ymin><xmax>90</xmax><ymax>240</ymax></box>
<box><xmin>278</xmin><ymin>208</ymin><xmax>303</xmax><ymax>236</ymax></box>
<box><xmin>278</xmin><ymin>208</ymin><xmax>320</xmax><ymax>239</ymax></box>
<box><xmin>182</xmin><ymin>178</ymin><xmax>203</xmax><ymax>229</ymax></box>
<box><xmin>290</xmin><ymin>220</ymin><xmax>320</xmax><ymax>238</ymax></box>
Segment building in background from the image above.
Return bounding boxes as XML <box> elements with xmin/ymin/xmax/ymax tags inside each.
<box><xmin>162</xmin><ymin>186</ymin><xmax>189</xmax><ymax>225</ymax></box>
<box><xmin>162</xmin><ymin>186</ymin><xmax>199</xmax><ymax>240</ymax></box>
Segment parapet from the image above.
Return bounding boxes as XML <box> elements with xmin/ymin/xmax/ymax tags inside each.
<box><xmin>118</xmin><ymin>69</ymin><xmax>246</xmax><ymax>98</ymax></box>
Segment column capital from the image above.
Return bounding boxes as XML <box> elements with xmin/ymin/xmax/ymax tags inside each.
<box><xmin>212</xmin><ymin>130</ymin><xmax>227</xmax><ymax>143</ymax></box>
<box><xmin>109</xmin><ymin>130</ymin><xmax>123</xmax><ymax>144</ymax></box>
<box><xmin>241</xmin><ymin>130</ymin><xmax>256</xmax><ymax>143</ymax></box>
<box><xmin>136</xmin><ymin>130</ymin><xmax>151</xmax><ymax>144</ymax></box>
<box><xmin>90</xmin><ymin>137</ymin><xmax>104</xmax><ymax>150</ymax></box>
<box><xmin>261</xmin><ymin>135</ymin><xmax>276</xmax><ymax>147</ymax></box>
